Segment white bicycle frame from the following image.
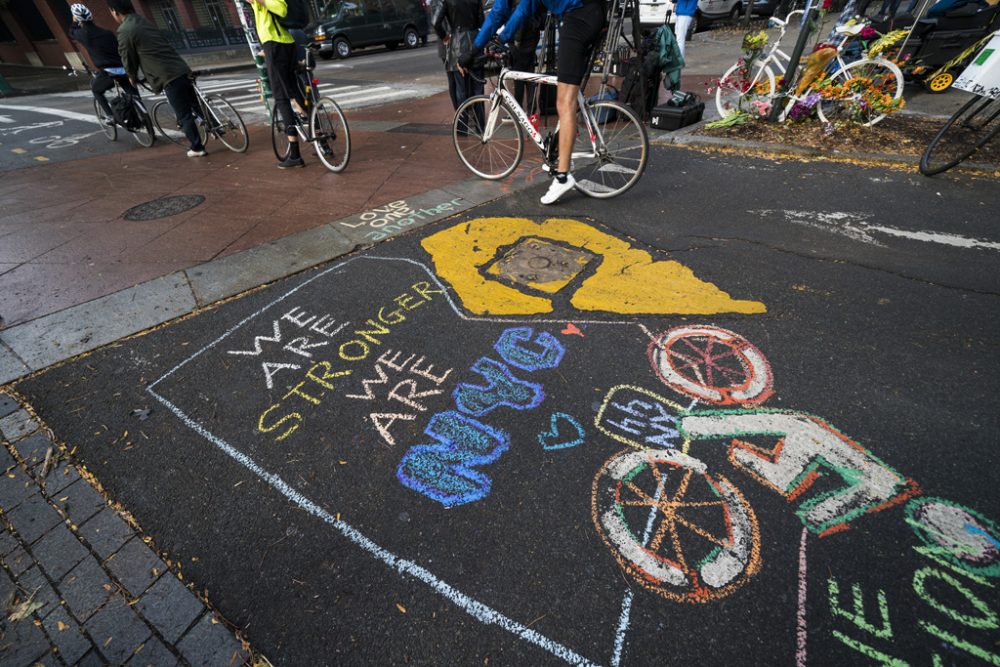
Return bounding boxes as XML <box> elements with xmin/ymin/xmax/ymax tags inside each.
<box><xmin>480</xmin><ymin>68</ymin><xmax>603</xmax><ymax>160</ymax></box>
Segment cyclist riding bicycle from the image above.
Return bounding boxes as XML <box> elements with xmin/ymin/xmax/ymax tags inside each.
<box><xmin>67</xmin><ymin>3</ymin><xmax>139</xmax><ymax>125</ymax></box>
<box><xmin>460</xmin><ymin>0</ymin><xmax>606</xmax><ymax>204</ymax></box>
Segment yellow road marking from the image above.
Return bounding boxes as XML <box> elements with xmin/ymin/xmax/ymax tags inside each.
<box><xmin>11</xmin><ymin>148</ymin><xmax>26</xmax><ymax>154</ymax></box>
<box><xmin>422</xmin><ymin>217</ymin><xmax>766</xmax><ymax>316</ymax></box>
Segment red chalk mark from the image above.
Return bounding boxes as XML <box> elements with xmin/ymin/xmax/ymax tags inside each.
<box><xmin>561</xmin><ymin>323</ymin><xmax>584</xmax><ymax>337</ymax></box>
<box><xmin>818</xmin><ymin>523</ymin><xmax>851</xmax><ymax>539</ymax></box>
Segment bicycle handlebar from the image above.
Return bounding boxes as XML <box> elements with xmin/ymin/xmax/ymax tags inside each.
<box><xmin>768</xmin><ymin>8</ymin><xmax>805</xmax><ymax>28</ymax></box>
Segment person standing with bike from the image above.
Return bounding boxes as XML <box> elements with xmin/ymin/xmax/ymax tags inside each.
<box><xmin>433</xmin><ymin>0</ymin><xmax>485</xmax><ymax>131</ymax></box>
<box><xmin>462</xmin><ymin>0</ymin><xmax>606</xmax><ymax>204</ymax></box>
<box><xmin>67</xmin><ymin>3</ymin><xmax>138</xmax><ymax>125</ymax></box>
<box><xmin>250</xmin><ymin>0</ymin><xmax>308</xmax><ymax>169</ymax></box>
<box><xmin>107</xmin><ymin>0</ymin><xmax>206</xmax><ymax>157</ymax></box>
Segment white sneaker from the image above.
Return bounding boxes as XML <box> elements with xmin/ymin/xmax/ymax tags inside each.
<box><xmin>186</xmin><ymin>149</ymin><xmax>207</xmax><ymax>157</ymax></box>
<box><xmin>540</xmin><ymin>173</ymin><xmax>576</xmax><ymax>205</ymax></box>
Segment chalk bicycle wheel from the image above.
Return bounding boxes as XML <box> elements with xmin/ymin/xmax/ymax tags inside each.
<box><xmin>649</xmin><ymin>325</ymin><xmax>773</xmax><ymax>405</ymax></box>
<box><xmin>593</xmin><ymin>449</ymin><xmax>760</xmax><ymax>603</ymax></box>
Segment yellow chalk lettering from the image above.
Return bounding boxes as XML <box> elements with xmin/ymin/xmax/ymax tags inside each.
<box><xmin>411</xmin><ymin>281</ymin><xmax>444</xmax><ymax>302</ymax></box>
<box><xmin>283</xmin><ymin>381</ymin><xmax>323</xmax><ymax>405</ymax></box>
<box><xmin>339</xmin><ymin>340</ymin><xmax>369</xmax><ymax>361</ymax></box>
<box><xmin>395</xmin><ymin>293</ymin><xmax>424</xmax><ymax>310</ymax></box>
<box><xmin>354</xmin><ymin>319</ymin><xmax>390</xmax><ymax>344</ymax></box>
<box><xmin>378</xmin><ymin>306</ymin><xmax>406</xmax><ymax>325</ymax></box>
<box><xmin>306</xmin><ymin>362</ymin><xmax>351</xmax><ymax>391</ymax></box>
<box><xmin>258</xmin><ymin>404</ymin><xmax>302</xmax><ymax>441</ymax></box>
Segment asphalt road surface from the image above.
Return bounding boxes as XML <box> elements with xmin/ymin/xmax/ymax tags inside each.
<box><xmin>16</xmin><ymin>147</ymin><xmax>1000</xmax><ymax>666</ymax></box>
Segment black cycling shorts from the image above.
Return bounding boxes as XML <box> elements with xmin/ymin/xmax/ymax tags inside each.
<box><xmin>557</xmin><ymin>0</ymin><xmax>606</xmax><ymax>86</ymax></box>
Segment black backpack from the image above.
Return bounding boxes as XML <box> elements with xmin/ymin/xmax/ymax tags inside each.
<box><xmin>109</xmin><ymin>94</ymin><xmax>142</xmax><ymax>130</ymax></box>
<box><xmin>276</xmin><ymin>0</ymin><xmax>309</xmax><ymax>29</ymax></box>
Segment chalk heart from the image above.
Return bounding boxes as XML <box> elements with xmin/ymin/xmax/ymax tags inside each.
<box><xmin>420</xmin><ymin>217</ymin><xmax>767</xmax><ymax>316</ymax></box>
<box><xmin>539</xmin><ymin>412</ymin><xmax>585</xmax><ymax>451</ymax></box>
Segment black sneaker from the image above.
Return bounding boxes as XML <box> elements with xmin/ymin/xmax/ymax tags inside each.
<box><xmin>277</xmin><ymin>156</ymin><xmax>305</xmax><ymax>169</ymax></box>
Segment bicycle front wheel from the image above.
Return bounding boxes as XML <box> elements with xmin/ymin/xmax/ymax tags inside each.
<box><xmin>920</xmin><ymin>95</ymin><xmax>1000</xmax><ymax>176</ymax></box>
<box><xmin>573</xmin><ymin>100</ymin><xmax>649</xmax><ymax>199</ymax></box>
<box><xmin>94</xmin><ymin>98</ymin><xmax>117</xmax><ymax>141</ymax></box>
<box><xmin>453</xmin><ymin>95</ymin><xmax>524</xmax><ymax>180</ymax></box>
<box><xmin>715</xmin><ymin>62</ymin><xmax>776</xmax><ymax>118</ymax></box>
<box><xmin>204</xmin><ymin>94</ymin><xmax>248</xmax><ymax>153</ymax></box>
<box><xmin>310</xmin><ymin>96</ymin><xmax>350</xmax><ymax>172</ymax></box>
<box><xmin>817</xmin><ymin>58</ymin><xmax>904</xmax><ymax>127</ymax></box>
<box><xmin>272</xmin><ymin>112</ymin><xmax>291</xmax><ymax>160</ymax></box>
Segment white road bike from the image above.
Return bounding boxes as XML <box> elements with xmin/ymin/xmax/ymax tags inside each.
<box><xmin>715</xmin><ymin>10</ymin><xmax>905</xmax><ymax>126</ymax></box>
<box><xmin>453</xmin><ymin>62</ymin><xmax>650</xmax><ymax>199</ymax></box>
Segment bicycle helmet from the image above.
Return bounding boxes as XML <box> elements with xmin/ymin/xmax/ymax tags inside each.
<box><xmin>71</xmin><ymin>3</ymin><xmax>93</xmax><ymax>21</ymax></box>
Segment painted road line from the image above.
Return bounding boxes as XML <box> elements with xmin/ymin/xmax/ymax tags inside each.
<box><xmin>0</xmin><ymin>103</ymin><xmax>98</xmax><ymax>123</ymax></box>
<box><xmin>0</xmin><ymin>115</ymin><xmax>14</xmax><ymax>123</ymax></box>
<box><xmin>752</xmin><ymin>209</ymin><xmax>1000</xmax><ymax>252</ymax></box>
<box><xmin>337</xmin><ymin>90</ymin><xmax>422</xmax><ymax>107</ymax></box>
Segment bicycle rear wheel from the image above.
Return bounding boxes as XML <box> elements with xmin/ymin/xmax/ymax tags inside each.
<box><xmin>94</xmin><ymin>98</ymin><xmax>117</xmax><ymax>141</ymax></box>
<box><xmin>920</xmin><ymin>95</ymin><xmax>1000</xmax><ymax>176</ymax></box>
<box><xmin>310</xmin><ymin>96</ymin><xmax>350</xmax><ymax>172</ymax></box>
<box><xmin>453</xmin><ymin>95</ymin><xmax>524</xmax><ymax>179</ymax></box>
<box><xmin>152</xmin><ymin>100</ymin><xmax>186</xmax><ymax>146</ymax></box>
<box><xmin>817</xmin><ymin>58</ymin><xmax>903</xmax><ymax>127</ymax></box>
<box><xmin>204</xmin><ymin>94</ymin><xmax>248</xmax><ymax>153</ymax></box>
<box><xmin>129</xmin><ymin>100</ymin><xmax>155</xmax><ymax>147</ymax></box>
<box><xmin>573</xmin><ymin>100</ymin><xmax>648</xmax><ymax>198</ymax></box>
<box><xmin>272</xmin><ymin>112</ymin><xmax>291</xmax><ymax>160</ymax></box>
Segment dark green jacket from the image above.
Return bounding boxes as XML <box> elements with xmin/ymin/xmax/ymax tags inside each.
<box><xmin>117</xmin><ymin>14</ymin><xmax>190</xmax><ymax>94</ymax></box>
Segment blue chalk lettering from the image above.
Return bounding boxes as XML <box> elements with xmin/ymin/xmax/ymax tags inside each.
<box><xmin>494</xmin><ymin>327</ymin><xmax>565</xmax><ymax>372</ymax></box>
<box><xmin>453</xmin><ymin>357</ymin><xmax>544</xmax><ymax>416</ymax></box>
<box><xmin>397</xmin><ymin>410</ymin><xmax>510</xmax><ymax>507</ymax></box>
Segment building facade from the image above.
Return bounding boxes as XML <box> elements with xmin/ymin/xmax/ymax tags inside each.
<box><xmin>0</xmin><ymin>0</ymin><xmax>246</xmax><ymax>67</ymax></box>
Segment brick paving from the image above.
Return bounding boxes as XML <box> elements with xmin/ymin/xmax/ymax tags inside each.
<box><xmin>0</xmin><ymin>393</ymin><xmax>251</xmax><ymax>667</ymax></box>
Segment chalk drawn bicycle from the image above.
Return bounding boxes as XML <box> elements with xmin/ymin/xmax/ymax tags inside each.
<box><xmin>589</xmin><ymin>325</ymin><xmax>948</xmax><ymax>604</ymax></box>
<box><xmin>453</xmin><ymin>51</ymin><xmax>649</xmax><ymax>199</ymax></box>
<box><xmin>151</xmin><ymin>71</ymin><xmax>249</xmax><ymax>153</ymax></box>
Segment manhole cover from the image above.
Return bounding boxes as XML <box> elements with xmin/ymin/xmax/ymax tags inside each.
<box><xmin>487</xmin><ymin>237</ymin><xmax>595</xmax><ymax>293</ymax></box>
<box><xmin>122</xmin><ymin>195</ymin><xmax>205</xmax><ymax>221</ymax></box>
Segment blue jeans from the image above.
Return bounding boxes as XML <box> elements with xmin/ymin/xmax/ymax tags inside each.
<box><xmin>163</xmin><ymin>75</ymin><xmax>204</xmax><ymax>152</ymax></box>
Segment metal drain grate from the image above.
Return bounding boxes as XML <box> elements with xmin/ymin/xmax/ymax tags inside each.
<box><xmin>122</xmin><ymin>195</ymin><xmax>205</xmax><ymax>221</ymax></box>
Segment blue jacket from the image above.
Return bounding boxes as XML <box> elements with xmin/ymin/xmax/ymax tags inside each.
<box><xmin>675</xmin><ymin>0</ymin><xmax>698</xmax><ymax>17</ymax></box>
<box><xmin>474</xmin><ymin>0</ymin><xmax>583</xmax><ymax>48</ymax></box>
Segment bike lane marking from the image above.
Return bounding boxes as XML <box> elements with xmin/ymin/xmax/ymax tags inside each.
<box><xmin>0</xmin><ymin>103</ymin><xmax>100</xmax><ymax>124</ymax></box>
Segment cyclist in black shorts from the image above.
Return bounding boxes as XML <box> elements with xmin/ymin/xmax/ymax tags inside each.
<box><xmin>461</xmin><ymin>0</ymin><xmax>605</xmax><ymax>204</ymax></box>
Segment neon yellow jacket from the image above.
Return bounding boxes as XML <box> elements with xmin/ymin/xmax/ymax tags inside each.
<box><xmin>252</xmin><ymin>0</ymin><xmax>295</xmax><ymax>44</ymax></box>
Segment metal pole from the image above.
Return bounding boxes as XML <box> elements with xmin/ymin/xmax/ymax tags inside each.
<box><xmin>233</xmin><ymin>0</ymin><xmax>272</xmax><ymax>109</ymax></box>
<box><xmin>766</xmin><ymin>0</ymin><xmax>816</xmax><ymax>121</ymax></box>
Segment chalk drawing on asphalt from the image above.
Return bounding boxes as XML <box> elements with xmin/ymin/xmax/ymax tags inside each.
<box><xmin>539</xmin><ymin>412</ymin><xmax>586</xmax><ymax>451</ymax></box>
<box><xmin>906</xmin><ymin>497</ymin><xmax>1000</xmax><ymax>578</ymax></box>
<box><xmin>594</xmin><ymin>385</ymin><xmax>688</xmax><ymax>452</ymax></box>
<box><xmin>648</xmin><ymin>325</ymin><xmax>774</xmax><ymax>405</ymax></box>
<box><xmin>592</xmin><ymin>448</ymin><xmax>761</xmax><ymax>603</ymax></box>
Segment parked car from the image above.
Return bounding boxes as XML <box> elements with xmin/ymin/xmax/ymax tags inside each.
<box><xmin>305</xmin><ymin>0</ymin><xmax>430</xmax><ymax>59</ymax></box>
<box><xmin>687</xmin><ymin>0</ymin><xmax>744</xmax><ymax>33</ymax></box>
